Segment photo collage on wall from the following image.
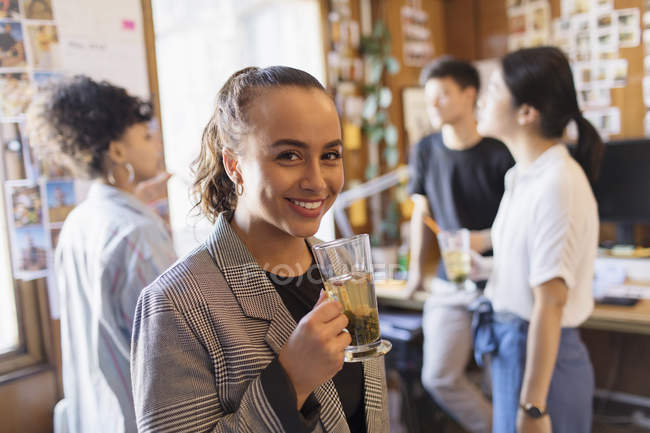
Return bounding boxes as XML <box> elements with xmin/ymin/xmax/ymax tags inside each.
<box><xmin>506</xmin><ymin>0</ymin><xmax>642</xmax><ymax>139</ymax></box>
<box><xmin>0</xmin><ymin>0</ymin><xmax>73</xmax><ymax>281</ymax></box>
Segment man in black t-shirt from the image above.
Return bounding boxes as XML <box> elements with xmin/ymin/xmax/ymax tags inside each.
<box><xmin>406</xmin><ymin>57</ymin><xmax>513</xmax><ymax>433</ymax></box>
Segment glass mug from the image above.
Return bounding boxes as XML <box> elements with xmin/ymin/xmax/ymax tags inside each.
<box><xmin>312</xmin><ymin>234</ymin><xmax>391</xmax><ymax>362</ymax></box>
<box><xmin>437</xmin><ymin>228</ymin><xmax>472</xmax><ymax>289</ymax></box>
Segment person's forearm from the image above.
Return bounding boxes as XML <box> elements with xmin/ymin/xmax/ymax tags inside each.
<box><xmin>520</xmin><ymin>296</ymin><xmax>564</xmax><ymax>407</ymax></box>
<box><xmin>470</xmin><ymin>229</ymin><xmax>492</xmax><ymax>254</ymax></box>
<box><xmin>408</xmin><ymin>200</ymin><xmax>432</xmax><ymax>279</ymax></box>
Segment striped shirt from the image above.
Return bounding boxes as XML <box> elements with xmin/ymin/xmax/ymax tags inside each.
<box><xmin>55</xmin><ymin>182</ymin><xmax>176</xmax><ymax>433</ymax></box>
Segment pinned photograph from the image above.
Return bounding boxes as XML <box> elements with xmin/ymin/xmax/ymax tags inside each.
<box><xmin>619</xmin><ymin>29</ymin><xmax>640</xmax><ymax>47</ymax></box>
<box><xmin>574</xmin><ymin>31</ymin><xmax>592</xmax><ymax>61</ymax></box>
<box><xmin>0</xmin><ymin>20</ymin><xmax>25</xmax><ymax>67</ymax></box>
<box><xmin>595</xmin><ymin>29</ymin><xmax>617</xmax><ymax>53</ymax></box>
<box><xmin>617</xmin><ymin>8</ymin><xmax>640</xmax><ymax>47</ymax></box>
<box><xmin>45</xmin><ymin>179</ymin><xmax>75</xmax><ymax>223</ymax></box>
<box><xmin>571</xmin><ymin>13</ymin><xmax>591</xmax><ymax>33</ymax></box>
<box><xmin>594</xmin><ymin>0</ymin><xmax>613</xmax><ymax>12</ymax></box>
<box><xmin>1</xmin><ymin>121</ymin><xmax>29</xmax><ymax>180</ymax></box>
<box><xmin>0</xmin><ymin>72</ymin><xmax>32</xmax><ymax>117</ymax></box>
<box><xmin>596</xmin><ymin>13</ymin><xmax>613</xmax><ymax>30</ymax></box>
<box><xmin>643</xmin><ymin>76</ymin><xmax>650</xmax><ymax>108</ymax></box>
<box><xmin>578</xmin><ymin>86</ymin><xmax>610</xmax><ymax>109</ymax></box>
<box><xmin>562</xmin><ymin>0</ymin><xmax>591</xmax><ymax>16</ymax></box>
<box><xmin>530</xmin><ymin>3</ymin><xmax>550</xmax><ymax>32</ymax></box>
<box><xmin>508</xmin><ymin>13</ymin><xmax>526</xmax><ymax>34</ymax></box>
<box><xmin>32</xmin><ymin>70</ymin><xmax>62</xmax><ymax>90</ymax></box>
<box><xmin>611</xmin><ymin>59</ymin><xmax>628</xmax><ymax>87</ymax></box>
<box><xmin>617</xmin><ymin>8</ymin><xmax>640</xmax><ymax>28</ymax></box>
<box><xmin>551</xmin><ymin>18</ymin><xmax>571</xmax><ymax>51</ymax></box>
<box><xmin>584</xmin><ymin>107</ymin><xmax>621</xmax><ymax>136</ymax></box>
<box><xmin>572</xmin><ymin>62</ymin><xmax>592</xmax><ymax>88</ymax></box>
<box><xmin>26</xmin><ymin>24</ymin><xmax>60</xmax><ymax>69</ymax></box>
<box><xmin>13</xmin><ymin>224</ymin><xmax>48</xmax><ymax>276</ymax></box>
<box><xmin>0</xmin><ymin>0</ymin><xmax>20</xmax><ymax>19</ymax></box>
<box><xmin>20</xmin><ymin>0</ymin><xmax>53</xmax><ymax>20</ymax></box>
<box><xmin>7</xmin><ymin>182</ymin><xmax>42</xmax><ymax>227</ymax></box>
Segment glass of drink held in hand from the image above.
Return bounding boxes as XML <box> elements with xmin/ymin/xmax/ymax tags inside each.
<box><xmin>313</xmin><ymin>234</ymin><xmax>392</xmax><ymax>362</ymax></box>
<box><xmin>437</xmin><ymin>228</ymin><xmax>472</xmax><ymax>289</ymax></box>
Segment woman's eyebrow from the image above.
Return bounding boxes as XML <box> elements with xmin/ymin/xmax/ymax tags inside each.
<box><xmin>270</xmin><ymin>139</ymin><xmax>343</xmax><ymax>149</ymax></box>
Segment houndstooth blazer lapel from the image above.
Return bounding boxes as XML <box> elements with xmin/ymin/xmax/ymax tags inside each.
<box><xmin>206</xmin><ymin>212</ymin><xmax>387</xmax><ymax>433</ymax></box>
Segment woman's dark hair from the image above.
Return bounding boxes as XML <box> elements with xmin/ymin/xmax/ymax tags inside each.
<box><xmin>501</xmin><ymin>46</ymin><xmax>603</xmax><ymax>181</ymax></box>
<box><xmin>27</xmin><ymin>75</ymin><xmax>152</xmax><ymax>178</ymax></box>
<box><xmin>192</xmin><ymin>66</ymin><xmax>326</xmax><ymax>222</ymax></box>
<box><xmin>419</xmin><ymin>55</ymin><xmax>480</xmax><ymax>92</ymax></box>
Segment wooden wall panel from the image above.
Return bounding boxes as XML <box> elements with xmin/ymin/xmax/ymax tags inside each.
<box><xmin>380</xmin><ymin>0</ymin><xmax>447</xmax><ymax>163</ymax></box>
<box><xmin>0</xmin><ymin>368</ymin><xmax>58</xmax><ymax>433</ymax></box>
<box><xmin>447</xmin><ymin>0</ymin><xmax>647</xmax><ymax>140</ymax></box>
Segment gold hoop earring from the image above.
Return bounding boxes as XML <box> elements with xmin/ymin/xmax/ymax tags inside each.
<box><xmin>236</xmin><ymin>182</ymin><xmax>244</xmax><ymax>196</ymax></box>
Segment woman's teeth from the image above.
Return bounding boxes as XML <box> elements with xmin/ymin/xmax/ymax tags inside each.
<box><xmin>290</xmin><ymin>199</ymin><xmax>322</xmax><ymax>209</ymax></box>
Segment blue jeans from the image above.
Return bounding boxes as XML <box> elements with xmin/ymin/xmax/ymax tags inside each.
<box><xmin>472</xmin><ymin>301</ymin><xmax>594</xmax><ymax>433</ymax></box>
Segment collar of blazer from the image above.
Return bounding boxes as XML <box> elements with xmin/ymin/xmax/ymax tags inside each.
<box><xmin>205</xmin><ymin>211</ymin><xmax>322</xmax><ymax>355</ymax></box>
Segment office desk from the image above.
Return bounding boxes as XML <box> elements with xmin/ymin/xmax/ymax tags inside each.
<box><xmin>376</xmin><ymin>279</ymin><xmax>650</xmax><ymax>335</ymax></box>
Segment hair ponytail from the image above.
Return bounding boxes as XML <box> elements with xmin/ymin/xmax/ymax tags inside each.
<box><xmin>192</xmin><ymin>115</ymin><xmax>237</xmax><ymax>222</ymax></box>
<box><xmin>501</xmin><ymin>47</ymin><xmax>604</xmax><ymax>182</ymax></box>
<box><xmin>572</xmin><ymin>114</ymin><xmax>604</xmax><ymax>182</ymax></box>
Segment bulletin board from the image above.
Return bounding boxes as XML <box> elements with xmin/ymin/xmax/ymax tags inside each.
<box><xmin>502</xmin><ymin>0</ymin><xmax>647</xmax><ymax>140</ymax></box>
<box><xmin>0</xmin><ymin>0</ymin><xmax>159</xmax><ymax>320</ymax></box>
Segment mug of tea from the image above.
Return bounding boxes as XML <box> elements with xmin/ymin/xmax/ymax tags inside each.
<box><xmin>437</xmin><ymin>228</ymin><xmax>472</xmax><ymax>289</ymax></box>
<box><xmin>312</xmin><ymin>234</ymin><xmax>392</xmax><ymax>362</ymax></box>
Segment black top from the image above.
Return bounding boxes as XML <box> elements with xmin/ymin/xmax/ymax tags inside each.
<box><xmin>265</xmin><ymin>262</ymin><xmax>367</xmax><ymax>433</ymax></box>
<box><xmin>407</xmin><ymin>133</ymin><xmax>514</xmax><ymax>280</ymax></box>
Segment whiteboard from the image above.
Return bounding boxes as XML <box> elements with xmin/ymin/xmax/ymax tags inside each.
<box><xmin>54</xmin><ymin>0</ymin><xmax>150</xmax><ymax>98</ymax></box>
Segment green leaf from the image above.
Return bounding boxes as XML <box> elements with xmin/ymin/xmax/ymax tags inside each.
<box><xmin>385</xmin><ymin>56</ymin><xmax>400</xmax><ymax>74</ymax></box>
<box><xmin>362</xmin><ymin>96</ymin><xmax>378</xmax><ymax>120</ymax></box>
<box><xmin>365</xmin><ymin>164</ymin><xmax>379</xmax><ymax>180</ymax></box>
<box><xmin>370</xmin><ymin>59</ymin><xmax>383</xmax><ymax>83</ymax></box>
<box><xmin>368</xmin><ymin>127</ymin><xmax>384</xmax><ymax>145</ymax></box>
<box><xmin>384</xmin><ymin>146</ymin><xmax>399</xmax><ymax>167</ymax></box>
<box><xmin>384</xmin><ymin>124</ymin><xmax>398</xmax><ymax>146</ymax></box>
<box><xmin>379</xmin><ymin>87</ymin><xmax>392</xmax><ymax>108</ymax></box>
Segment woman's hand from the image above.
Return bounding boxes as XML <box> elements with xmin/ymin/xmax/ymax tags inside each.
<box><xmin>278</xmin><ymin>291</ymin><xmax>351</xmax><ymax>409</ymax></box>
<box><xmin>134</xmin><ymin>171</ymin><xmax>172</xmax><ymax>204</ymax></box>
<box><xmin>517</xmin><ymin>410</ymin><xmax>552</xmax><ymax>433</ymax></box>
<box><xmin>468</xmin><ymin>250</ymin><xmax>493</xmax><ymax>281</ymax></box>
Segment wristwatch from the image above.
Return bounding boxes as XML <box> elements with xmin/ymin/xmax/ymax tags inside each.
<box><xmin>519</xmin><ymin>402</ymin><xmax>548</xmax><ymax>418</ymax></box>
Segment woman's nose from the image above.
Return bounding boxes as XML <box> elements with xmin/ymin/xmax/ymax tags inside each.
<box><xmin>300</xmin><ymin>160</ymin><xmax>327</xmax><ymax>192</ymax></box>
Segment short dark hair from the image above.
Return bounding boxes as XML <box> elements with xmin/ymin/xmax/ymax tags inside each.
<box><xmin>419</xmin><ymin>55</ymin><xmax>480</xmax><ymax>92</ymax></box>
<box><xmin>27</xmin><ymin>75</ymin><xmax>152</xmax><ymax>178</ymax></box>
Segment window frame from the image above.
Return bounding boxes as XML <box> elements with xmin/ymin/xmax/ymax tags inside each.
<box><xmin>0</xmin><ymin>162</ymin><xmax>53</xmax><ymax>382</ymax></box>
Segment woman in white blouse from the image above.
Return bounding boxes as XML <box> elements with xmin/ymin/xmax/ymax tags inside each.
<box><xmin>28</xmin><ymin>76</ymin><xmax>176</xmax><ymax>433</ymax></box>
<box><xmin>473</xmin><ymin>47</ymin><xmax>603</xmax><ymax>433</ymax></box>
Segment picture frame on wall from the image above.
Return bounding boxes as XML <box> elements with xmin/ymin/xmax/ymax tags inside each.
<box><xmin>401</xmin><ymin>86</ymin><xmax>433</xmax><ymax>150</ymax></box>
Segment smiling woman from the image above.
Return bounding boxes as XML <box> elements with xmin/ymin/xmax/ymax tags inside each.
<box><xmin>131</xmin><ymin>66</ymin><xmax>389</xmax><ymax>433</ymax></box>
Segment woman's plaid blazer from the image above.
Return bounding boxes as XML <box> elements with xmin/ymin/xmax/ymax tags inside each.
<box><xmin>131</xmin><ymin>212</ymin><xmax>389</xmax><ymax>432</ymax></box>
